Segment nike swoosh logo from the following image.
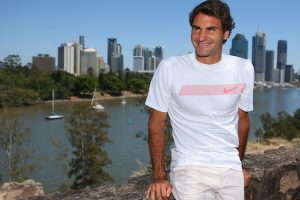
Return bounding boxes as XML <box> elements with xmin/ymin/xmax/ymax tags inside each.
<box><xmin>223</xmin><ymin>87</ymin><xmax>241</xmax><ymax>94</ymax></box>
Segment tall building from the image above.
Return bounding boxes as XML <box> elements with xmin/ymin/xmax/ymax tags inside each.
<box><xmin>80</xmin><ymin>48</ymin><xmax>97</xmax><ymax>75</ymax></box>
<box><xmin>79</xmin><ymin>35</ymin><xmax>85</xmax><ymax>50</ymax></box>
<box><xmin>230</xmin><ymin>33</ymin><xmax>248</xmax><ymax>59</ymax></box>
<box><xmin>154</xmin><ymin>46</ymin><xmax>163</xmax><ymax>67</ymax></box>
<box><xmin>58</xmin><ymin>43</ymin><xmax>75</xmax><ymax>74</ymax></box>
<box><xmin>58</xmin><ymin>42</ymin><xmax>81</xmax><ymax>75</ymax></box>
<box><xmin>107</xmin><ymin>38</ymin><xmax>117</xmax><ymax>72</ymax></box>
<box><xmin>143</xmin><ymin>48</ymin><xmax>152</xmax><ymax>70</ymax></box>
<box><xmin>277</xmin><ymin>40</ymin><xmax>287</xmax><ymax>83</ymax></box>
<box><xmin>32</xmin><ymin>54</ymin><xmax>55</xmax><ymax>72</ymax></box>
<box><xmin>252</xmin><ymin>32</ymin><xmax>266</xmax><ymax>82</ymax></box>
<box><xmin>133</xmin><ymin>45</ymin><xmax>144</xmax><ymax>72</ymax></box>
<box><xmin>265</xmin><ymin>50</ymin><xmax>274</xmax><ymax>82</ymax></box>
<box><xmin>110</xmin><ymin>43</ymin><xmax>123</xmax><ymax>73</ymax></box>
<box><xmin>285</xmin><ymin>65</ymin><xmax>294</xmax><ymax>84</ymax></box>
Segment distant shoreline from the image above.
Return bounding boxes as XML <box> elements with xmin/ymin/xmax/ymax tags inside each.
<box><xmin>44</xmin><ymin>91</ymin><xmax>146</xmax><ymax>104</ymax></box>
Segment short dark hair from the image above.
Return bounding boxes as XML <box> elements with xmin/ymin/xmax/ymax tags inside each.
<box><xmin>189</xmin><ymin>0</ymin><xmax>235</xmax><ymax>43</ymax></box>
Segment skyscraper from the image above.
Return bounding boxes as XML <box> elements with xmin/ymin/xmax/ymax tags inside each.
<box><xmin>107</xmin><ymin>38</ymin><xmax>117</xmax><ymax>72</ymax></box>
<box><xmin>143</xmin><ymin>48</ymin><xmax>152</xmax><ymax>70</ymax></box>
<box><xmin>265</xmin><ymin>50</ymin><xmax>274</xmax><ymax>82</ymax></box>
<box><xmin>133</xmin><ymin>44</ymin><xmax>144</xmax><ymax>71</ymax></box>
<box><xmin>285</xmin><ymin>65</ymin><xmax>294</xmax><ymax>84</ymax></box>
<box><xmin>252</xmin><ymin>32</ymin><xmax>266</xmax><ymax>82</ymax></box>
<box><xmin>58</xmin><ymin>42</ymin><xmax>81</xmax><ymax>75</ymax></box>
<box><xmin>154</xmin><ymin>46</ymin><xmax>163</xmax><ymax>67</ymax></box>
<box><xmin>80</xmin><ymin>48</ymin><xmax>97</xmax><ymax>75</ymax></box>
<box><xmin>230</xmin><ymin>33</ymin><xmax>248</xmax><ymax>59</ymax></box>
<box><xmin>79</xmin><ymin>35</ymin><xmax>85</xmax><ymax>50</ymax></box>
<box><xmin>277</xmin><ymin>40</ymin><xmax>287</xmax><ymax>83</ymax></box>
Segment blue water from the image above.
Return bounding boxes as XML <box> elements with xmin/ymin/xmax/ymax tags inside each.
<box><xmin>0</xmin><ymin>87</ymin><xmax>300</xmax><ymax>193</ymax></box>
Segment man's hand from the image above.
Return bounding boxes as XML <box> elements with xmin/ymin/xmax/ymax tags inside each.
<box><xmin>146</xmin><ymin>179</ymin><xmax>172</xmax><ymax>200</ymax></box>
<box><xmin>243</xmin><ymin>169</ymin><xmax>251</xmax><ymax>188</ymax></box>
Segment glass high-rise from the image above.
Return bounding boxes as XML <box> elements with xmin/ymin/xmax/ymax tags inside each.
<box><xmin>107</xmin><ymin>38</ymin><xmax>117</xmax><ymax>72</ymax></box>
<box><xmin>252</xmin><ymin>32</ymin><xmax>266</xmax><ymax>82</ymax></box>
<box><xmin>230</xmin><ymin>33</ymin><xmax>248</xmax><ymax>59</ymax></box>
<box><xmin>265</xmin><ymin>50</ymin><xmax>274</xmax><ymax>82</ymax></box>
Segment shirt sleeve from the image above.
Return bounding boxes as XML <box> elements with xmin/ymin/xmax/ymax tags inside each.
<box><xmin>145</xmin><ymin>59</ymin><xmax>171</xmax><ymax>112</ymax></box>
<box><xmin>238</xmin><ymin>59</ymin><xmax>254</xmax><ymax>112</ymax></box>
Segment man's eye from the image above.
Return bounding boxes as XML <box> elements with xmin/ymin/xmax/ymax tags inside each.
<box><xmin>192</xmin><ymin>25</ymin><xmax>200</xmax><ymax>31</ymax></box>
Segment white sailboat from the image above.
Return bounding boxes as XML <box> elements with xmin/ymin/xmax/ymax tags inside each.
<box><xmin>45</xmin><ymin>89</ymin><xmax>64</xmax><ymax>120</ymax></box>
<box><xmin>120</xmin><ymin>97</ymin><xmax>126</xmax><ymax>105</ymax></box>
<box><xmin>91</xmin><ymin>88</ymin><xmax>104</xmax><ymax>110</ymax></box>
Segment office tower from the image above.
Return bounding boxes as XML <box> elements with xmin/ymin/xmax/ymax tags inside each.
<box><xmin>58</xmin><ymin>43</ymin><xmax>75</xmax><ymax>74</ymax></box>
<box><xmin>149</xmin><ymin>55</ymin><xmax>157</xmax><ymax>71</ymax></box>
<box><xmin>80</xmin><ymin>48</ymin><xmax>97</xmax><ymax>75</ymax></box>
<box><xmin>73</xmin><ymin>42</ymin><xmax>81</xmax><ymax>75</ymax></box>
<box><xmin>133</xmin><ymin>45</ymin><xmax>144</xmax><ymax>72</ymax></box>
<box><xmin>107</xmin><ymin>38</ymin><xmax>117</xmax><ymax>72</ymax></box>
<box><xmin>143</xmin><ymin>48</ymin><xmax>152</xmax><ymax>70</ymax></box>
<box><xmin>277</xmin><ymin>40</ymin><xmax>287</xmax><ymax>83</ymax></box>
<box><xmin>79</xmin><ymin>35</ymin><xmax>85</xmax><ymax>50</ymax></box>
<box><xmin>230</xmin><ymin>33</ymin><xmax>248</xmax><ymax>59</ymax></box>
<box><xmin>109</xmin><ymin>43</ymin><xmax>123</xmax><ymax>73</ymax></box>
<box><xmin>154</xmin><ymin>46</ymin><xmax>163</xmax><ymax>67</ymax></box>
<box><xmin>265</xmin><ymin>50</ymin><xmax>274</xmax><ymax>82</ymax></box>
<box><xmin>252</xmin><ymin>32</ymin><xmax>266</xmax><ymax>82</ymax></box>
<box><xmin>285</xmin><ymin>65</ymin><xmax>294</xmax><ymax>83</ymax></box>
<box><xmin>32</xmin><ymin>54</ymin><xmax>55</xmax><ymax>72</ymax></box>
<box><xmin>58</xmin><ymin>42</ymin><xmax>81</xmax><ymax>75</ymax></box>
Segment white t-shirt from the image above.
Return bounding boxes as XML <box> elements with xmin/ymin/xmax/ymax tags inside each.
<box><xmin>145</xmin><ymin>53</ymin><xmax>254</xmax><ymax>171</ymax></box>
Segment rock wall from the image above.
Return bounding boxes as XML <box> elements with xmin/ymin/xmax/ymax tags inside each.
<box><xmin>0</xmin><ymin>179</ymin><xmax>44</xmax><ymax>200</ymax></box>
<box><xmin>5</xmin><ymin>144</ymin><xmax>300</xmax><ymax>200</ymax></box>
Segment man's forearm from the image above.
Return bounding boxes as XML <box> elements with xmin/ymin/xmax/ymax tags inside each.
<box><xmin>237</xmin><ymin>109</ymin><xmax>250</xmax><ymax>161</ymax></box>
<box><xmin>148</xmin><ymin>111</ymin><xmax>167</xmax><ymax>181</ymax></box>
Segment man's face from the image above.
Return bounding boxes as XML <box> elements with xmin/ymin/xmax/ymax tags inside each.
<box><xmin>191</xmin><ymin>13</ymin><xmax>229</xmax><ymax>64</ymax></box>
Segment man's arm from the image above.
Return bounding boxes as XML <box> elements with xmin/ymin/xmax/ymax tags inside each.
<box><xmin>146</xmin><ymin>108</ymin><xmax>172</xmax><ymax>200</ymax></box>
<box><xmin>237</xmin><ymin>108</ymin><xmax>251</xmax><ymax>187</ymax></box>
<box><xmin>237</xmin><ymin>108</ymin><xmax>250</xmax><ymax>160</ymax></box>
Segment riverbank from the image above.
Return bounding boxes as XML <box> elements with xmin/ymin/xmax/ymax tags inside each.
<box><xmin>45</xmin><ymin>91</ymin><xmax>145</xmax><ymax>103</ymax></box>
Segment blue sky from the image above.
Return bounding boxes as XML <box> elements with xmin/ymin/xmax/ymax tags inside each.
<box><xmin>0</xmin><ymin>0</ymin><xmax>299</xmax><ymax>72</ymax></box>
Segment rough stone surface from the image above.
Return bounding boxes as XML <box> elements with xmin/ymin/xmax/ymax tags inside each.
<box><xmin>6</xmin><ymin>144</ymin><xmax>300</xmax><ymax>200</ymax></box>
<box><xmin>0</xmin><ymin>179</ymin><xmax>44</xmax><ymax>200</ymax></box>
<box><xmin>244</xmin><ymin>144</ymin><xmax>300</xmax><ymax>200</ymax></box>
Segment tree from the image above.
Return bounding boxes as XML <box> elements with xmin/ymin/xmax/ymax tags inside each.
<box><xmin>255</xmin><ymin>110</ymin><xmax>300</xmax><ymax>141</ymax></box>
<box><xmin>65</xmin><ymin>104</ymin><xmax>112</xmax><ymax>189</ymax></box>
<box><xmin>3</xmin><ymin>55</ymin><xmax>22</xmax><ymax>68</ymax></box>
<box><xmin>0</xmin><ymin>108</ymin><xmax>36</xmax><ymax>182</ymax></box>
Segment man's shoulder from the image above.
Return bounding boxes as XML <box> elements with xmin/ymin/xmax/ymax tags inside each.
<box><xmin>222</xmin><ymin>54</ymin><xmax>249</xmax><ymax>63</ymax></box>
<box><xmin>162</xmin><ymin>53</ymin><xmax>194</xmax><ymax>64</ymax></box>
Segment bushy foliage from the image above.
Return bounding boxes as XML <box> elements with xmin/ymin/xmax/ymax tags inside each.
<box><xmin>255</xmin><ymin>109</ymin><xmax>300</xmax><ymax>141</ymax></box>
<box><xmin>65</xmin><ymin>104</ymin><xmax>112</xmax><ymax>189</ymax></box>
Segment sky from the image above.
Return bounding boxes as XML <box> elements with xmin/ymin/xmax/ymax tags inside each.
<box><xmin>0</xmin><ymin>0</ymin><xmax>299</xmax><ymax>72</ymax></box>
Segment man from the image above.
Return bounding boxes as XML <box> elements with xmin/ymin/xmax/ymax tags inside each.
<box><xmin>145</xmin><ymin>0</ymin><xmax>254</xmax><ymax>200</ymax></box>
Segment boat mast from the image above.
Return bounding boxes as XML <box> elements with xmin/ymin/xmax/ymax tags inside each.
<box><xmin>52</xmin><ymin>89</ymin><xmax>54</xmax><ymax>114</ymax></box>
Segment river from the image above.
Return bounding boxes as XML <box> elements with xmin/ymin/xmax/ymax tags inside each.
<box><xmin>0</xmin><ymin>87</ymin><xmax>300</xmax><ymax>194</ymax></box>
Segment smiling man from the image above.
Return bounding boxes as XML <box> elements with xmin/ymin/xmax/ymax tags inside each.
<box><xmin>145</xmin><ymin>1</ymin><xmax>254</xmax><ymax>200</ymax></box>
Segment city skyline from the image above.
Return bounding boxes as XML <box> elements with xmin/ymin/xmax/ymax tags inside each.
<box><xmin>0</xmin><ymin>0</ymin><xmax>299</xmax><ymax>71</ymax></box>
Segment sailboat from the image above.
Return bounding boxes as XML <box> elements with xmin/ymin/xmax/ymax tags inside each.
<box><xmin>120</xmin><ymin>97</ymin><xmax>126</xmax><ymax>105</ymax></box>
<box><xmin>45</xmin><ymin>89</ymin><xmax>64</xmax><ymax>120</ymax></box>
<box><xmin>91</xmin><ymin>88</ymin><xmax>104</xmax><ymax>110</ymax></box>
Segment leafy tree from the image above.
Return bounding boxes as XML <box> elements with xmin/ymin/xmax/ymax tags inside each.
<box><xmin>3</xmin><ymin>55</ymin><xmax>22</xmax><ymax>68</ymax></box>
<box><xmin>73</xmin><ymin>75</ymin><xmax>97</xmax><ymax>96</ymax></box>
<box><xmin>102</xmin><ymin>73</ymin><xmax>124</xmax><ymax>95</ymax></box>
<box><xmin>255</xmin><ymin>110</ymin><xmax>300</xmax><ymax>141</ymax></box>
<box><xmin>0</xmin><ymin>108</ymin><xmax>36</xmax><ymax>182</ymax></box>
<box><xmin>65</xmin><ymin>104</ymin><xmax>112</xmax><ymax>189</ymax></box>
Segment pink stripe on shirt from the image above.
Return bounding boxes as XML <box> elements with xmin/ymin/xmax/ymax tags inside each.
<box><xmin>179</xmin><ymin>84</ymin><xmax>246</xmax><ymax>96</ymax></box>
